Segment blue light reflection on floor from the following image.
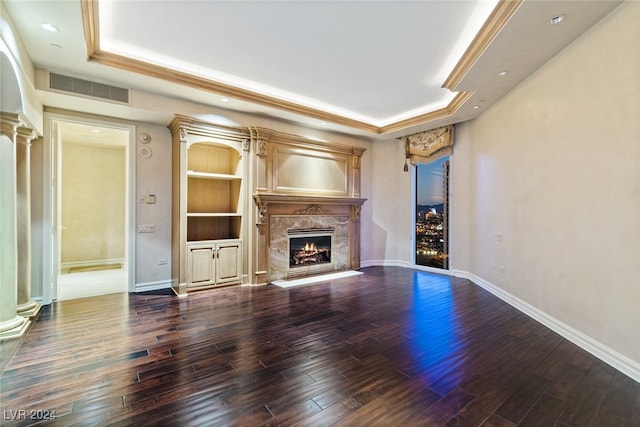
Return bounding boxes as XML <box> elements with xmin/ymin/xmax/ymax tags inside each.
<box><xmin>407</xmin><ymin>271</ymin><xmax>466</xmax><ymax>391</ymax></box>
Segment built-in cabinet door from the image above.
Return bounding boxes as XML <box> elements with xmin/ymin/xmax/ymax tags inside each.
<box><xmin>216</xmin><ymin>241</ymin><xmax>242</xmax><ymax>284</ymax></box>
<box><xmin>187</xmin><ymin>244</ymin><xmax>215</xmax><ymax>288</ymax></box>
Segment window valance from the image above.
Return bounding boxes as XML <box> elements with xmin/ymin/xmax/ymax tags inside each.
<box><xmin>403</xmin><ymin>125</ymin><xmax>454</xmax><ymax>171</ymax></box>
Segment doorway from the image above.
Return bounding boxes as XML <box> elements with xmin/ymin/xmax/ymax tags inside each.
<box><xmin>48</xmin><ymin>116</ymin><xmax>134</xmax><ymax>301</ymax></box>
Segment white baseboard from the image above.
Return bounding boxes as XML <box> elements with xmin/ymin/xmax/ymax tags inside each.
<box><xmin>134</xmin><ymin>279</ymin><xmax>172</xmax><ymax>293</ymax></box>
<box><xmin>361</xmin><ymin>259</ymin><xmax>411</xmax><ymax>268</ymax></box>
<box><xmin>454</xmin><ymin>269</ymin><xmax>640</xmax><ymax>383</ymax></box>
<box><xmin>61</xmin><ymin>258</ymin><xmax>124</xmax><ymax>269</ymax></box>
<box><xmin>412</xmin><ymin>264</ymin><xmax>453</xmax><ymax>276</ymax></box>
<box><xmin>361</xmin><ymin>260</ymin><xmax>452</xmax><ymax>276</ymax></box>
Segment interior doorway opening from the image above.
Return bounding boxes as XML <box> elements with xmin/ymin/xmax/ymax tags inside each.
<box><xmin>50</xmin><ymin>117</ymin><xmax>134</xmax><ymax>301</ymax></box>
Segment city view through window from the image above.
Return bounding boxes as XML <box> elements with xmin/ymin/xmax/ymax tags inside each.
<box><xmin>415</xmin><ymin>157</ymin><xmax>449</xmax><ymax>269</ymax></box>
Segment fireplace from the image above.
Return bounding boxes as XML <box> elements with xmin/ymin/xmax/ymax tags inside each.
<box><xmin>268</xmin><ymin>215</ymin><xmax>346</xmax><ymax>280</ymax></box>
<box><xmin>289</xmin><ymin>228</ymin><xmax>333</xmax><ymax>268</ymax></box>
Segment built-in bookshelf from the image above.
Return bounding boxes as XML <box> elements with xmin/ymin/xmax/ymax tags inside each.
<box><xmin>186</xmin><ymin>143</ymin><xmax>242</xmax><ymax>241</ymax></box>
<box><xmin>169</xmin><ymin>116</ymin><xmax>249</xmax><ymax>294</ymax></box>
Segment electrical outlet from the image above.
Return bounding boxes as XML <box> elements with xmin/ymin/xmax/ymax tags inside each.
<box><xmin>159</xmin><ymin>258</ymin><xmax>168</xmax><ymax>265</ymax></box>
<box><xmin>137</xmin><ymin>224</ymin><xmax>155</xmax><ymax>233</ymax></box>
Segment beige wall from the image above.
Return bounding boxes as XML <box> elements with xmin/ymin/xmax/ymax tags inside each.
<box><xmin>452</xmin><ymin>1</ymin><xmax>639</xmax><ymax>363</ymax></box>
<box><xmin>61</xmin><ymin>142</ymin><xmax>126</xmax><ymax>264</ymax></box>
<box><xmin>30</xmin><ymin>138</ymin><xmax>44</xmax><ymax>296</ymax></box>
<box><xmin>135</xmin><ymin>123</ymin><xmax>173</xmax><ymax>286</ymax></box>
<box><xmin>367</xmin><ymin>138</ymin><xmax>413</xmax><ymax>265</ymax></box>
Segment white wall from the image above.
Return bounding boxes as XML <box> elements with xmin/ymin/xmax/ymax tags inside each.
<box><xmin>452</xmin><ymin>1</ymin><xmax>640</xmax><ymax>367</ymax></box>
<box><xmin>365</xmin><ymin>138</ymin><xmax>413</xmax><ymax>266</ymax></box>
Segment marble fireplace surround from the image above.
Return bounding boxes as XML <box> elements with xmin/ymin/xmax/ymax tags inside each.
<box><xmin>253</xmin><ymin>194</ymin><xmax>366</xmax><ymax>282</ymax></box>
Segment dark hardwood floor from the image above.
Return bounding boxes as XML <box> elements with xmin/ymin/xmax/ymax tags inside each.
<box><xmin>1</xmin><ymin>267</ymin><xmax>638</xmax><ymax>426</ymax></box>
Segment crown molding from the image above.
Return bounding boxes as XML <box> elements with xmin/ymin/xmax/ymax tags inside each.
<box><xmin>442</xmin><ymin>0</ymin><xmax>523</xmax><ymax>91</ymax></box>
<box><xmin>81</xmin><ymin>0</ymin><xmax>99</xmax><ymax>57</ymax></box>
<box><xmin>379</xmin><ymin>91</ymin><xmax>474</xmax><ymax>134</ymax></box>
<box><xmin>79</xmin><ymin>0</ymin><xmax>505</xmax><ymax>136</ymax></box>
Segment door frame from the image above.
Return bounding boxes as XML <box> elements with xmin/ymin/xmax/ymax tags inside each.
<box><xmin>42</xmin><ymin>112</ymin><xmax>136</xmax><ymax>303</ymax></box>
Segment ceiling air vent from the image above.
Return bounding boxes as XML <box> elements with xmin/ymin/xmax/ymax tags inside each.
<box><xmin>49</xmin><ymin>73</ymin><xmax>130</xmax><ymax>104</ymax></box>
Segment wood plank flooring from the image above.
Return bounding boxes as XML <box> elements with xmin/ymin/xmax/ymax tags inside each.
<box><xmin>1</xmin><ymin>266</ymin><xmax>638</xmax><ymax>426</ymax></box>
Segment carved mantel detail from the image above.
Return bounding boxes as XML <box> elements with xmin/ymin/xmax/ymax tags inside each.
<box><xmin>294</xmin><ymin>204</ymin><xmax>328</xmax><ymax>215</ymax></box>
<box><xmin>257</xmin><ymin>202</ymin><xmax>268</xmax><ymax>224</ymax></box>
<box><xmin>353</xmin><ymin>154</ymin><xmax>361</xmax><ymax>169</ymax></box>
<box><xmin>352</xmin><ymin>205</ymin><xmax>361</xmax><ymax>219</ymax></box>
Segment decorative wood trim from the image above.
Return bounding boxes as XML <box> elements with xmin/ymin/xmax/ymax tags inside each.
<box><xmin>87</xmin><ymin>48</ymin><xmax>381</xmax><ymax>133</ymax></box>
<box><xmin>79</xmin><ymin>0</ymin><xmax>492</xmax><ymax>135</ymax></box>
<box><xmin>442</xmin><ymin>0</ymin><xmax>523</xmax><ymax>91</ymax></box>
<box><xmin>254</xmin><ymin>193</ymin><xmax>366</xmax><ymax>207</ymax></box>
<box><xmin>352</xmin><ymin>205</ymin><xmax>361</xmax><ymax>220</ymax></box>
<box><xmin>80</xmin><ymin>0</ymin><xmax>99</xmax><ymax>57</ymax></box>
<box><xmin>251</xmin><ymin>126</ymin><xmax>367</xmax><ymax>157</ymax></box>
<box><xmin>0</xmin><ymin>112</ymin><xmax>21</xmax><ymax>140</ymax></box>
<box><xmin>256</xmin><ymin>202</ymin><xmax>268</xmax><ymax>224</ymax></box>
<box><xmin>379</xmin><ymin>92</ymin><xmax>474</xmax><ymax>134</ymax></box>
<box><xmin>168</xmin><ymin>114</ymin><xmax>250</xmax><ymax>151</ymax></box>
<box><xmin>293</xmin><ymin>205</ymin><xmax>329</xmax><ymax>215</ymax></box>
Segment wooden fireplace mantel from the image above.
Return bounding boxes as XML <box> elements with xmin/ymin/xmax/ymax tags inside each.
<box><xmin>253</xmin><ymin>193</ymin><xmax>366</xmax><ymax>225</ymax></box>
<box><xmin>249</xmin><ymin>128</ymin><xmax>366</xmax><ymax>284</ymax></box>
<box><xmin>253</xmin><ymin>193</ymin><xmax>367</xmax><ymax>206</ymax></box>
<box><xmin>251</xmin><ymin>193</ymin><xmax>366</xmax><ymax>284</ymax></box>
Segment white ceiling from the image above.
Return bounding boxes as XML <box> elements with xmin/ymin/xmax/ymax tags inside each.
<box><xmin>2</xmin><ymin>0</ymin><xmax>623</xmax><ymax>139</ymax></box>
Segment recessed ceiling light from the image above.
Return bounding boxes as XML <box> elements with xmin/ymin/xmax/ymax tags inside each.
<box><xmin>221</xmin><ymin>97</ymin><xmax>229</xmax><ymax>102</ymax></box>
<box><xmin>41</xmin><ymin>22</ymin><xmax>59</xmax><ymax>32</ymax></box>
<box><xmin>497</xmin><ymin>70</ymin><xmax>508</xmax><ymax>77</ymax></box>
<box><xmin>91</xmin><ymin>128</ymin><xmax>101</xmax><ymax>133</ymax></box>
<box><xmin>549</xmin><ymin>15</ymin><xmax>566</xmax><ymax>25</ymax></box>
<box><xmin>320</xmin><ymin>122</ymin><xmax>328</xmax><ymax>126</ymax></box>
<box><xmin>473</xmin><ymin>105</ymin><xmax>481</xmax><ymax>110</ymax></box>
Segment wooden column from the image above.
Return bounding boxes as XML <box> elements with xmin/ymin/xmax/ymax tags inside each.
<box><xmin>0</xmin><ymin>113</ymin><xmax>30</xmax><ymax>340</ymax></box>
<box><xmin>16</xmin><ymin>126</ymin><xmax>40</xmax><ymax>318</ymax></box>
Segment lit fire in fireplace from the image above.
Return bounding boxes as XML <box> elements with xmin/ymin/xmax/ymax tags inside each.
<box><xmin>290</xmin><ymin>236</ymin><xmax>331</xmax><ymax>267</ymax></box>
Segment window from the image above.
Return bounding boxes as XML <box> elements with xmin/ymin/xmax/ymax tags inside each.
<box><xmin>415</xmin><ymin>157</ymin><xmax>449</xmax><ymax>269</ymax></box>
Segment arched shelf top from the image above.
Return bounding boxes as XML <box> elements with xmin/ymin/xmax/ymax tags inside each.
<box><xmin>168</xmin><ymin>114</ymin><xmax>249</xmax><ymax>154</ymax></box>
<box><xmin>186</xmin><ymin>137</ymin><xmax>242</xmax><ymax>153</ymax></box>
